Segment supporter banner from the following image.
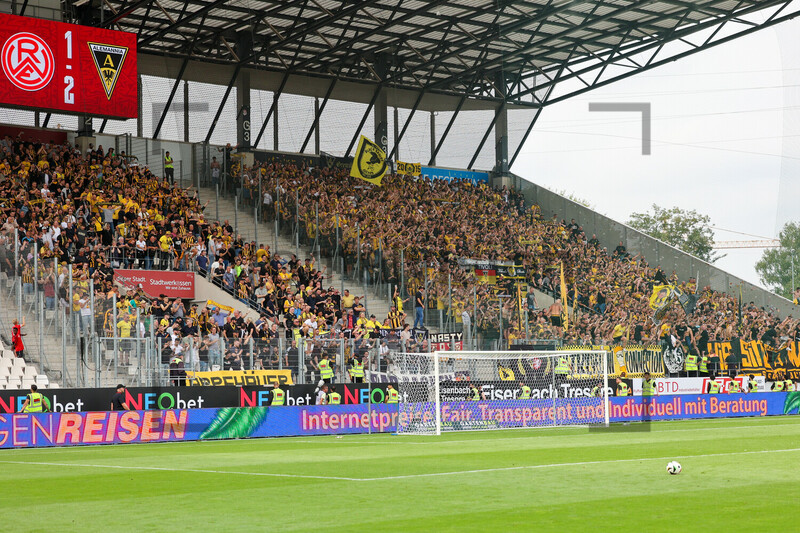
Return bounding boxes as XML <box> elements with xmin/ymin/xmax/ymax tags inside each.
<box><xmin>365</xmin><ymin>370</ymin><xmax>468</xmax><ymax>385</ymax></box>
<box><xmin>706</xmin><ymin>339</ymin><xmax>800</xmax><ymax>380</ymax></box>
<box><xmin>205</xmin><ymin>299</ymin><xmax>234</xmax><ymax>315</ymax></box>
<box><xmin>0</xmin><ymin>14</ymin><xmax>137</xmax><ymax>118</ymax></box>
<box><xmin>420</xmin><ymin>166</ymin><xmax>489</xmax><ymax>184</ymax></box>
<box><xmin>186</xmin><ymin>370</ymin><xmax>292</xmax><ymax>386</ymax></box>
<box><xmin>114</xmin><ymin>269</ymin><xmax>194</xmax><ymax>299</ymax></box>
<box><xmin>350</xmin><ymin>135</ymin><xmax>386</xmax><ymax>186</ymax></box>
<box><xmin>372</xmin><ymin>328</ymin><xmax>429</xmax><ymax>343</ymax></box>
<box><xmin>0</xmin><ymin>403</ymin><xmax>400</xmax><ymax>448</ymax></box>
<box><xmin>429</xmin><ymin>332</ymin><xmax>463</xmax><ymax>351</ymax></box>
<box><xmin>396</xmin><ymin>161</ymin><xmax>421</xmax><ymax>176</ymax></box>
<box><xmin>495</xmin><ymin>265</ymin><xmax>527</xmax><ymax>279</ymax></box>
<box><xmin>252</xmin><ymin>150</ymin><xmax>317</xmax><ymax>168</ymax></box>
<box><xmin>608</xmin><ymin>345</ymin><xmax>666</xmax><ymax>376</ymax></box>
<box><xmin>649</xmin><ymin>284</ymin><xmax>675</xmax><ymax>310</ymax></box>
<box><xmin>649</xmin><ymin>284</ymin><xmax>676</xmax><ymax>325</ymax></box>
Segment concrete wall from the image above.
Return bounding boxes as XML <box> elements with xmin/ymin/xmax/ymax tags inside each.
<box><xmin>504</xmin><ymin>173</ymin><xmax>798</xmax><ymax>317</ymax></box>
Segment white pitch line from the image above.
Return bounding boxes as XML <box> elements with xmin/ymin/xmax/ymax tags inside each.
<box><xmin>357</xmin><ymin>447</ymin><xmax>800</xmax><ymax>481</ymax></box>
<box><xmin>0</xmin><ymin>460</ymin><xmax>360</xmax><ymax>481</ymax></box>
<box><xmin>2</xmin><ymin>447</ymin><xmax>799</xmax><ymax>482</ymax></box>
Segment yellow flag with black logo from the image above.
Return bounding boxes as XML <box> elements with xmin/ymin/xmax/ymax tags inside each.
<box><xmin>498</xmin><ymin>364</ymin><xmax>516</xmax><ymax>381</ymax></box>
<box><xmin>350</xmin><ymin>136</ymin><xmax>386</xmax><ymax>186</ymax></box>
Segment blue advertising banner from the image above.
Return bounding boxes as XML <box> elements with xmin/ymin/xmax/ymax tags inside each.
<box><xmin>0</xmin><ymin>404</ymin><xmax>400</xmax><ymax>449</ymax></box>
<box><xmin>3</xmin><ymin>393</ymin><xmax>798</xmax><ymax>448</ymax></box>
<box><xmin>398</xmin><ymin>392</ymin><xmax>800</xmax><ymax>431</ymax></box>
<box><xmin>608</xmin><ymin>393</ymin><xmax>786</xmax><ymax>422</ymax></box>
<box><xmin>420</xmin><ymin>166</ymin><xmax>489</xmax><ymax>184</ymax></box>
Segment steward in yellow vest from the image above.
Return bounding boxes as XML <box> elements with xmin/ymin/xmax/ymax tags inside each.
<box><xmin>386</xmin><ymin>384</ymin><xmax>399</xmax><ymax>403</ymax></box>
<box><xmin>641</xmin><ymin>372</ymin><xmax>657</xmax><ymax>396</ymax></box>
<box><xmin>685</xmin><ymin>354</ymin><xmax>698</xmax><ymax>376</ymax></box>
<box><xmin>21</xmin><ymin>385</ymin><xmax>49</xmax><ymax>413</ymax></box>
<box><xmin>519</xmin><ymin>383</ymin><xmax>531</xmax><ymax>400</ymax></box>
<box><xmin>328</xmin><ymin>385</ymin><xmax>341</xmax><ymax>404</ymax></box>
<box><xmin>271</xmin><ymin>384</ymin><xmax>285</xmax><ymax>406</ymax></box>
<box><xmin>350</xmin><ymin>357</ymin><xmax>365</xmax><ymax>383</ymax></box>
<box><xmin>318</xmin><ymin>355</ymin><xmax>334</xmax><ymax>382</ymax></box>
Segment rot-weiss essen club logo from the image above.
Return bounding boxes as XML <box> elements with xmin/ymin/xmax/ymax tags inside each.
<box><xmin>1</xmin><ymin>32</ymin><xmax>54</xmax><ymax>91</ymax></box>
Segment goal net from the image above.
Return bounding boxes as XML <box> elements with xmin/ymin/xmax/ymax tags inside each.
<box><xmin>394</xmin><ymin>350</ymin><xmax>610</xmax><ymax>435</ymax></box>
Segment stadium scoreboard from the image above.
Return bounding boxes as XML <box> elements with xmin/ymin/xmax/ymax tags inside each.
<box><xmin>0</xmin><ymin>13</ymin><xmax>137</xmax><ymax>119</ymax></box>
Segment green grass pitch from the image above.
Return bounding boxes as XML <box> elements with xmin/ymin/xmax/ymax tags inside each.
<box><xmin>2</xmin><ymin>416</ymin><xmax>800</xmax><ymax>532</ymax></box>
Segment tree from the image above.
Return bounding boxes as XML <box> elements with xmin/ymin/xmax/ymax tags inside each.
<box><xmin>755</xmin><ymin>222</ymin><xmax>800</xmax><ymax>299</ymax></box>
<box><xmin>553</xmin><ymin>189</ymin><xmax>595</xmax><ymax>210</ymax></box>
<box><xmin>627</xmin><ymin>204</ymin><xmax>720</xmax><ymax>263</ymax></box>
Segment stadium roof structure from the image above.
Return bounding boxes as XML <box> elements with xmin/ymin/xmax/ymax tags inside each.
<box><xmin>73</xmin><ymin>0</ymin><xmax>800</xmax><ymax>167</ymax></box>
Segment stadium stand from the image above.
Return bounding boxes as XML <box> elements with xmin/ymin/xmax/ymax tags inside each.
<box><xmin>0</xmin><ymin>131</ymin><xmax>794</xmax><ymax>388</ymax></box>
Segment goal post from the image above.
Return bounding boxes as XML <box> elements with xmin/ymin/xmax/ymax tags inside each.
<box><xmin>395</xmin><ymin>350</ymin><xmax>611</xmax><ymax>435</ymax></box>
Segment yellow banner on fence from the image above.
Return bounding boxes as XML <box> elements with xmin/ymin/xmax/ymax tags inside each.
<box><xmin>396</xmin><ymin>161</ymin><xmax>421</xmax><ymax>176</ymax></box>
<box><xmin>186</xmin><ymin>370</ymin><xmax>293</xmax><ymax>386</ymax></box>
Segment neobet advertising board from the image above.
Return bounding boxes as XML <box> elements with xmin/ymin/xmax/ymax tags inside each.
<box><xmin>0</xmin><ymin>384</ymin><xmax>398</xmax><ymax>413</ymax></box>
<box><xmin>0</xmin><ymin>13</ymin><xmax>137</xmax><ymax>118</ymax></box>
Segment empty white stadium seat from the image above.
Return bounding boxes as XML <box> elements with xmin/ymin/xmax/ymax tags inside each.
<box><xmin>23</xmin><ymin>366</ymin><xmax>37</xmax><ymax>377</ymax></box>
<box><xmin>9</xmin><ymin>366</ymin><xmax>24</xmax><ymax>378</ymax></box>
<box><xmin>21</xmin><ymin>379</ymin><xmax>35</xmax><ymax>389</ymax></box>
<box><xmin>12</xmin><ymin>358</ymin><xmax>25</xmax><ymax>368</ymax></box>
<box><xmin>6</xmin><ymin>378</ymin><xmax>21</xmax><ymax>389</ymax></box>
<box><xmin>2</xmin><ymin>350</ymin><xmax>14</xmax><ymax>359</ymax></box>
<box><xmin>0</xmin><ymin>359</ymin><xmax>11</xmax><ymax>371</ymax></box>
<box><xmin>48</xmin><ymin>383</ymin><xmax>59</xmax><ymax>389</ymax></box>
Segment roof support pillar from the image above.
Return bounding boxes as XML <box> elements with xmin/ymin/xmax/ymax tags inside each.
<box><xmin>494</xmin><ymin>72</ymin><xmax>509</xmax><ymax>175</ymax></box>
<box><xmin>236</xmin><ymin>69</ymin><xmax>251</xmax><ymax>150</ymax></box>
<box><xmin>429</xmin><ymin>95</ymin><xmax>466</xmax><ymax>166</ymax></box>
<box><xmin>374</xmin><ymin>88</ymin><xmax>388</xmax><ymax>155</ymax></box>
<box><xmin>301</xmin><ymin>78</ymin><xmax>336</xmax><ymax>154</ymax></box>
<box><xmin>253</xmin><ymin>72</ymin><xmax>289</xmax><ymax>149</ymax></box>
<box><xmin>388</xmin><ymin>89</ymin><xmax>425</xmax><ymax>162</ymax></box>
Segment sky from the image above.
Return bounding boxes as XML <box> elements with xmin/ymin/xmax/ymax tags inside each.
<box><xmin>514</xmin><ymin>16</ymin><xmax>800</xmax><ymax>292</ymax></box>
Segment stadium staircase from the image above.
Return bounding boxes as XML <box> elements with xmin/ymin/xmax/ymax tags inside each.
<box><xmin>0</xmin><ymin>272</ymin><xmax>61</xmax><ymax>390</ymax></box>
<box><xmin>198</xmin><ymin>184</ymin><xmax>394</xmax><ymax>325</ymax></box>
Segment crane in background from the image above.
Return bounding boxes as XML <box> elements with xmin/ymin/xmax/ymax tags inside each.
<box><xmin>711</xmin><ymin>228</ymin><xmax>794</xmax><ymax>291</ymax></box>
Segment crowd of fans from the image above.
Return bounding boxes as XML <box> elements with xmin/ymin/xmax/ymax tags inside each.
<box><xmin>0</xmin><ymin>131</ymin><xmax>795</xmax><ymax>383</ymax></box>
<box><xmin>233</xmin><ymin>158</ymin><xmax>797</xmax><ymax>355</ymax></box>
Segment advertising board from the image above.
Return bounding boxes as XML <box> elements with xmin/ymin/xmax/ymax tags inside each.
<box><xmin>114</xmin><ymin>269</ymin><xmax>194</xmax><ymax>299</ymax></box>
<box><xmin>0</xmin><ymin>383</ymin><xmax>398</xmax><ymax>413</ymax></box>
<box><xmin>0</xmin><ymin>403</ymin><xmax>400</xmax><ymax>448</ymax></box>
